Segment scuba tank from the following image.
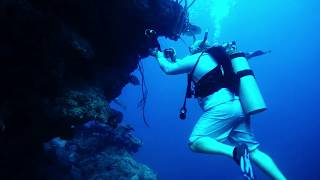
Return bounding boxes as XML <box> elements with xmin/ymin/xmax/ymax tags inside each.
<box><xmin>204</xmin><ymin>41</ymin><xmax>268</xmax><ymax>115</ymax></box>
<box><xmin>229</xmin><ymin>50</ymin><xmax>267</xmax><ymax>115</ymax></box>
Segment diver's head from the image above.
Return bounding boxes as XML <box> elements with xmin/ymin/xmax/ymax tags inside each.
<box><xmin>189</xmin><ymin>40</ymin><xmax>211</xmax><ymax>55</ymax></box>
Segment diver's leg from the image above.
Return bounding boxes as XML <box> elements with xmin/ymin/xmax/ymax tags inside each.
<box><xmin>189</xmin><ymin>137</ymin><xmax>234</xmax><ymax>158</ymax></box>
<box><xmin>250</xmin><ymin>149</ymin><xmax>287</xmax><ymax>180</ymax></box>
<box><xmin>189</xmin><ymin>99</ymin><xmax>244</xmax><ymax>158</ymax></box>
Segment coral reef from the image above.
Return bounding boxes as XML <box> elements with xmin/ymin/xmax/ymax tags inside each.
<box><xmin>41</xmin><ymin>122</ymin><xmax>156</xmax><ymax>180</ymax></box>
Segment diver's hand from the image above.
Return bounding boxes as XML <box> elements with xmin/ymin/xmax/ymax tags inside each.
<box><xmin>164</xmin><ymin>48</ymin><xmax>176</xmax><ymax>59</ymax></box>
<box><xmin>163</xmin><ymin>48</ymin><xmax>177</xmax><ymax>62</ymax></box>
<box><xmin>156</xmin><ymin>51</ymin><xmax>165</xmax><ymax>59</ymax></box>
<box><xmin>149</xmin><ymin>48</ymin><xmax>159</xmax><ymax>57</ymax></box>
<box><xmin>152</xmin><ymin>49</ymin><xmax>176</xmax><ymax>62</ymax></box>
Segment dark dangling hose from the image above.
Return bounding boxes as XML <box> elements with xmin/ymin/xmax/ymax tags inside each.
<box><xmin>138</xmin><ymin>62</ymin><xmax>150</xmax><ymax>127</ymax></box>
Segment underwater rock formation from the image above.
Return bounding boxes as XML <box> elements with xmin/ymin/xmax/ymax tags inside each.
<box><xmin>41</xmin><ymin>122</ymin><xmax>157</xmax><ymax>180</ymax></box>
<box><xmin>0</xmin><ymin>0</ymin><xmax>191</xmax><ymax>179</ymax></box>
<box><xmin>0</xmin><ymin>0</ymin><xmax>189</xmax><ymax>142</ymax></box>
<box><xmin>0</xmin><ymin>86</ymin><xmax>128</xmax><ymax>179</ymax></box>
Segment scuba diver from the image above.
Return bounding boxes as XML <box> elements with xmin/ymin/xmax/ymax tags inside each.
<box><xmin>150</xmin><ymin>33</ymin><xmax>286</xmax><ymax>180</ymax></box>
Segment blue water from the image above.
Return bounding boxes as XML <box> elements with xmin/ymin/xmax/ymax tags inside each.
<box><xmin>112</xmin><ymin>0</ymin><xmax>320</xmax><ymax>179</ymax></box>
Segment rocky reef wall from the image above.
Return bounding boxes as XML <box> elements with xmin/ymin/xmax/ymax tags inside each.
<box><xmin>0</xmin><ymin>0</ymin><xmax>190</xmax><ymax>179</ymax></box>
<box><xmin>41</xmin><ymin>122</ymin><xmax>157</xmax><ymax>180</ymax></box>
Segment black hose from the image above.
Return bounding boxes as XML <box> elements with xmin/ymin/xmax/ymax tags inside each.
<box><xmin>138</xmin><ymin>62</ymin><xmax>150</xmax><ymax>127</ymax></box>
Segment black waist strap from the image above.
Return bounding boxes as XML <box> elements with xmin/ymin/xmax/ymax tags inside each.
<box><xmin>194</xmin><ymin>65</ymin><xmax>226</xmax><ymax>98</ymax></box>
<box><xmin>236</xmin><ymin>70</ymin><xmax>255</xmax><ymax>79</ymax></box>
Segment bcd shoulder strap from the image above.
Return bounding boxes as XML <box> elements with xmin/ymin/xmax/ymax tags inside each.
<box><xmin>187</xmin><ymin>52</ymin><xmax>205</xmax><ymax>98</ymax></box>
<box><xmin>179</xmin><ymin>52</ymin><xmax>205</xmax><ymax>120</ymax></box>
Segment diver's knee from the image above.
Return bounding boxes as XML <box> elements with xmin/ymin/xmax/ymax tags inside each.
<box><xmin>188</xmin><ymin>142</ymin><xmax>198</xmax><ymax>152</ymax></box>
<box><xmin>188</xmin><ymin>138</ymin><xmax>203</xmax><ymax>152</ymax></box>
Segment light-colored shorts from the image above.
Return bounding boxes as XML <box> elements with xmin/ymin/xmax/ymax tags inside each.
<box><xmin>189</xmin><ymin>99</ymin><xmax>260</xmax><ymax>152</ymax></box>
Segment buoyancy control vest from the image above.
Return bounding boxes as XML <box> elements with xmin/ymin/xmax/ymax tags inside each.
<box><xmin>193</xmin><ymin>65</ymin><xmax>226</xmax><ymax>98</ymax></box>
<box><xmin>179</xmin><ymin>46</ymin><xmax>236</xmax><ymax>120</ymax></box>
<box><xmin>187</xmin><ymin>46</ymin><xmax>238</xmax><ymax>99</ymax></box>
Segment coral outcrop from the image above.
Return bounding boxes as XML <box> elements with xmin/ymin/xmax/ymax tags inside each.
<box><xmin>41</xmin><ymin>122</ymin><xmax>157</xmax><ymax>180</ymax></box>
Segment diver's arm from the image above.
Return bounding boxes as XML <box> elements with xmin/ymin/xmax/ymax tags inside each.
<box><xmin>156</xmin><ymin>52</ymin><xmax>193</xmax><ymax>75</ymax></box>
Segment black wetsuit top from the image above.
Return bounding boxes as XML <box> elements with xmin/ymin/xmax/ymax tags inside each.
<box><xmin>194</xmin><ymin>65</ymin><xmax>227</xmax><ymax>98</ymax></box>
<box><xmin>191</xmin><ymin>46</ymin><xmax>237</xmax><ymax>98</ymax></box>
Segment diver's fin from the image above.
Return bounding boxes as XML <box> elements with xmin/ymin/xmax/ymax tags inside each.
<box><xmin>233</xmin><ymin>144</ymin><xmax>255</xmax><ymax>180</ymax></box>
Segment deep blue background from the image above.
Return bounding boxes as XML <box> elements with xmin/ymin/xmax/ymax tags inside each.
<box><xmin>112</xmin><ymin>0</ymin><xmax>320</xmax><ymax>179</ymax></box>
